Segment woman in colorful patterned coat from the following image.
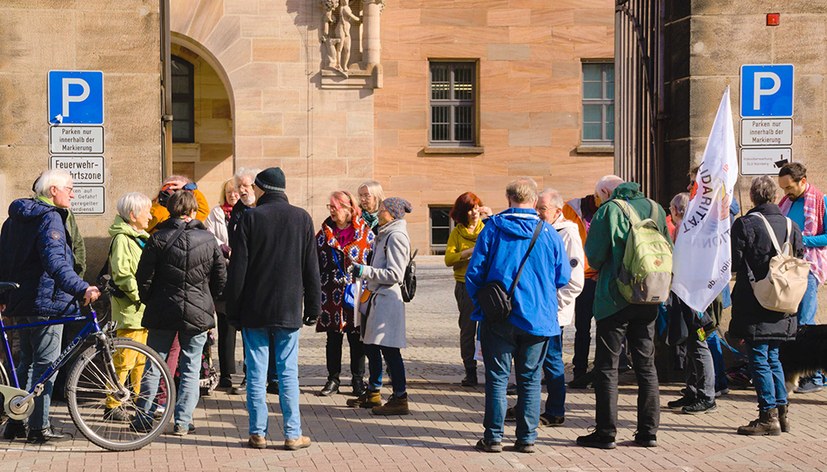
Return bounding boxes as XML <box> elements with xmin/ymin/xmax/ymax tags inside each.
<box><xmin>315</xmin><ymin>190</ymin><xmax>374</xmax><ymax>397</ymax></box>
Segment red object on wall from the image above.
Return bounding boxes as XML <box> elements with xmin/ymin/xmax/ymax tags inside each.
<box><xmin>766</xmin><ymin>13</ymin><xmax>780</xmax><ymax>26</ymax></box>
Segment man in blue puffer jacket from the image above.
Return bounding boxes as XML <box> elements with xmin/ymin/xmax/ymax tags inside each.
<box><xmin>0</xmin><ymin>169</ymin><xmax>100</xmax><ymax>443</ymax></box>
<box><xmin>466</xmin><ymin>177</ymin><xmax>570</xmax><ymax>454</ymax></box>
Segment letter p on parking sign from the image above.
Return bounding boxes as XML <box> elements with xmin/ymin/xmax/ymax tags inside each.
<box><xmin>48</xmin><ymin>71</ymin><xmax>104</xmax><ymax>124</ymax></box>
<box><xmin>740</xmin><ymin>64</ymin><xmax>794</xmax><ymax>118</ymax></box>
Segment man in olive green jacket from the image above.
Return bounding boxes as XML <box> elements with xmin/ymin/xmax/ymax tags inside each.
<box><xmin>577</xmin><ymin>182</ymin><xmax>671</xmax><ymax>450</ymax></box>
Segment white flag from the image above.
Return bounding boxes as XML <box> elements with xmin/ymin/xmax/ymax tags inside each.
<box><xmin>671</xmin><ymin>87</ymin><xmax>739</xmax><ymax>313</ymax></box>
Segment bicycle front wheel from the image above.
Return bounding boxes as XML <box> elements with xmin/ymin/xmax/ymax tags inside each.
<box><xmin>66</xmin><ymin>338</ymin><xmax>175</xmax><ymax>451</ymax></box>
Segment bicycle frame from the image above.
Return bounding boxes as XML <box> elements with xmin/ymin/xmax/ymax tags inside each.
<box><xmin>0</xmin><ymin>309</ymin><xmax>105</xmax><ymax>400</ymax></box>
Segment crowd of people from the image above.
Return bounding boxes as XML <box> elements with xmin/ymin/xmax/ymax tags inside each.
<box><xmin>0</xmin><ymin>162</ymin><xmax>824</xmax><ymax>452</ymax></box>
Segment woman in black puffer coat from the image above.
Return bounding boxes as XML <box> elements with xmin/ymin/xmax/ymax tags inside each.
<box><xmin>730</xmin><ymin>176</ymin><xmax>803</xmax><ymax>437</ymax></box>
<box><xmin>133</xmin><ymin>191</ymin><xmax>227</xmax><ymax>435</ymax></box>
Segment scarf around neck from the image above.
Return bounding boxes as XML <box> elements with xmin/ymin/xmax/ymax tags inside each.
<box><xmin>362</xmin><ymin>210</ymin><xmax>379</xmax><ymax>229</ymax></box>
<box><xmin>780</xmin><ymin>184</ymin><xmax>827</xmax><ymax>284</ymax></box>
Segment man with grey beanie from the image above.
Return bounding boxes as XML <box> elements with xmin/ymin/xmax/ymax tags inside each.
<box><xmin>226</xmin><ymin>167</ymin><xmax>321</xmax><ymax>450</ymax></box>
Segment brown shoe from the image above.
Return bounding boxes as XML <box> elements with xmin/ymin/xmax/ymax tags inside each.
<box><xmin>737</xmin><ymin>408</ymin><xmax>782</xmax><ymax>436</ymax></box>
<box><xmin>248</xmin><ymin>434</ymin><xmax>267</xmax><ymax>449</ymax></box>
<box><xmin>284</xmin><ymin>435</ymin><xmax>311</xmax><ymax>451</ymax></box>
<box><xmin>777</xmin><ymin>404</ymin><xmax>790</xmax><ymax>433</ymax></box>
<box><xmin>346</xmin><ymin>390</ymin><xmax>382</xmax><ymax>408</ymax></box>
<box><xmin>371</xmin><ymin>393</ymin><xmax>410</xmax><ymax>415</ymax></box>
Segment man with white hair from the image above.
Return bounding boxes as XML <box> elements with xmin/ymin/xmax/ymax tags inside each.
<box><xmin>0</xmin><ymin>169</ymin><xmax>100</xmax><ymax>443</ymax></box>
<box><xmin>565</xmin><ymin>175</ymin><xmax>624</xmax><ymax>388</ymax></box>
<box><xmin>535</xmin><ymin>188</ymin><xmax>584</xmax><ymax>425</ymax></box>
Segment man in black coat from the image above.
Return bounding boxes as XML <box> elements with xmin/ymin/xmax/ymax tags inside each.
<box><xmin>730</xmin><ymin>176</ymin><xmax>804</xmax><ymax>436</ymax></box>
<box><xmin>226</xmin><ymin>167</ymin><xmax>321</xmax><ymax>451</ymax></box>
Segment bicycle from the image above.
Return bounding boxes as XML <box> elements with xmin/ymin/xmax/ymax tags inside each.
<box><xmin>0</xmin><ymin>282</ymin><xmax>175</xmax><ymax>451</ymax></box>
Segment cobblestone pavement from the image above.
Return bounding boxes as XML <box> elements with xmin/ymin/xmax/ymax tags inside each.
<box><xmin>2</xmin><ymin>257</ymin><xmax>827</xmax><ymax>471</ymax></box>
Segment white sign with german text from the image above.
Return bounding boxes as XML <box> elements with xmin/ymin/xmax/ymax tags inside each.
<box><xmin>70</xmin><ymin>186</ymin><xmax>105</xmax><ymax>215</ymax></box>
<box><xmin>49</xmin><ymin>156</ymin><xmax>104</xmax><ymax>184</ymax></box>
<box><xmin>740</xmin><ymin>148</ymin><xmax>792</xmax><ymax>176</ymax></box>
<box><xmin>740</xmin><ymin>119</ymin><xmax>792</xmax><ymax>147</ymax></box>
<box><xmin>49</xmin><ymin>126</ymin><xmax>104</xmax><ymax>154</ymax></box>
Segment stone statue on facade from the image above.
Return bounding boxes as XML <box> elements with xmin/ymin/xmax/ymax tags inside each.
<box><xmin>321</xmin><ymin>0</ymin><xmax>361</xmax><ymax>76</ymax></box>
<box><xmin>319</xmin><ymin>0</ymin><xmax>383</xmax><ymax>89</ymax></box>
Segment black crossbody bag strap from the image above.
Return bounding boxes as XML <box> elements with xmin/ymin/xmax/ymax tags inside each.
<box><xmin>507</xmin><ymin>220</ymin><xmax>544</xmax><ymax>298</ymax></box>
<box><xmin>160</xmin><ymin>224</ymin><xmax>187</xmax><ymax>255</ymax></box>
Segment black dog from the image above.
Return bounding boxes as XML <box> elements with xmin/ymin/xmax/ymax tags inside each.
<box><xmin>779</xmin><ymin>325</ymin><xmax>827</xmax><ymax>393</ymax></box>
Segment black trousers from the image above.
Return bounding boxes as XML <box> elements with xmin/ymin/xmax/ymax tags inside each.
<box><xmin>454</xmin><ymin>281</ymin><xmax>477</xmax><ymax>369</ymax></box>
<box><xmin>572</xmin><ymin>278</ymin><xmax>597</xmax><ymax>377</ymax></box>
<box><xmin>593</xmin><ymin>304</ymin><xmax>659</xmax><ymax>438</ymax></box>
<box><xmin>216</xmin><ymin>312</ymin><xmax>237</xmax><ymax>378</ymax></box>
<box><xmin>326</xmin><ymin>330</ymin><xmax>366</xmax><ymax>383</ymax></box>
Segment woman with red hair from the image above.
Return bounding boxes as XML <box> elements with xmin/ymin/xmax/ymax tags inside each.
<box><xmin>444</xmin><ymin>192</ymin><xmax>491</xmax><ymax>386</ymax></box>
<box><xmin>315</xmin><ymin>190</ymin><xmax>374</xmax><ymax>397</ymax></box>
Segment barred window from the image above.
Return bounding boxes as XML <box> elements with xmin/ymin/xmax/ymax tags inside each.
<box><xmin>429</xmin><ymin>206</ymin><xmax>454</xmax><ymax>254</ymax></box>
<box><xmin>582</xmin><ymin>62</ymin><xmax>614</xmax><ymax>145</ymax></box>
<box><xmin>171</xmin><ymin>56</ymin><xmax>195</xmax><ymax>143</ymax></box>
<box><xmin>429</xmin><ymin>62</ymin><xmax>476</xmax><ymax>146</ymax></box>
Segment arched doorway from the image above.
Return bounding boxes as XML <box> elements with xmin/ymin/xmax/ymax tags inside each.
<box><xmin>169</xmin><ymin>40</ymin><xmax>234</xmax><ymax>209</ymax></box>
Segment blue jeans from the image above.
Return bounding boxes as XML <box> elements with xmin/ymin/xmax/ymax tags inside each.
<box><xmin>137</xmin><ymin>329</ymin><xmax>207</xmax><ymax>429</ymax></box>
<box><xmin>365</xmin><ymin>343</ymin><xmax>406</xmax><ymax>396</ymax></box>
<box><xmin>543</xmin><ymin>333</ymin><xmax>565</xmax><ymax>417</ymax></box>
<box><xmin>16</xmin><ymin>320</ymin><xmax>63</xmax><ymax>430</ymax></box>
<box><xmin>480</xmin><ymin>319</ymin><xmax>549</xmax><ymax>444</ymax></box>
<box><xmin>706</xmin><ymin>331</ymin><xmax>729</xmax><ymax>392</ymax></box>
<box><xmin>243</xmin><ymin>327</ymin><xmax>301</xmax><ymax>439</ymax></box>
<box><xmin>746</xmin><ymin>340</ymin><xmax>787</xmax><ymax>411</ymax></box>
<box><xmin>796</xmin><ymin>272</ymin><xmax>822</xmax><ymax>385</ymax></box>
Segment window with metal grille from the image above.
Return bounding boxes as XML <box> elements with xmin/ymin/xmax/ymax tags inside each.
<box><xmin>171</xmin><ymin>56</ymin><xmax>195</xmax><ymax>143</ymax></box>
<box><xmin>429</xmin><ymin>62</ymin><xmax>476</xmax><ymax>146</ymax></box>
<box><xmin>582</xmin><ymin>62</ymin><xmax>614</xmax><ymax>145</ymax></box>
<box><xmin>429</xmin><ymin>206</ymin><xmax>454</xmax><ymax>255</ymax></box>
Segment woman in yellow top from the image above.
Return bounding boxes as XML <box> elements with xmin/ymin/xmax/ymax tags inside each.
<box><xmin>444</xmin><ymin>192</ymin><xmax>491</xmax><ymax>387</ymax></box>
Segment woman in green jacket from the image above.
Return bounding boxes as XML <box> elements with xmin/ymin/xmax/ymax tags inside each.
<box><xmin>104</xmin><ymin>192</ymin><xmax>152</xmax><ymax>422</ymax></box>
<box><xmin>444</xmin><ymin>192</ymin><xmax>491</xmax><ymax>387</ymax></box>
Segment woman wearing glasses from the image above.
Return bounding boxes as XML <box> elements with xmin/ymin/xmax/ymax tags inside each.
<box><xmin>315</xmin><ymin>191</ymin><xmax>374</xmax><ymax>397</ymax></box>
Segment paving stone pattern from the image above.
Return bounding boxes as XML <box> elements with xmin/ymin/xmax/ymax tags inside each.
<box><xmin>1</xmin><ymin>257</ymin><xmax>826</xmax><ymax>471</ymax></box>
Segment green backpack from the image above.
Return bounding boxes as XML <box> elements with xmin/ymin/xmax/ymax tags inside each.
<box><xmin>612</xmin><ymin>199</ymin><xmax>673</xmax><ymax>304</ymax></box>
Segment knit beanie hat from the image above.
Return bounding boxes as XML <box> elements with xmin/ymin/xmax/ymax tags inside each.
<box><xmin>255</xmin><ymin>167</ymin><xmax>286</xmax><ymax>193</ymax></box>
<box><xmin>382</xmin><ymin>197</ymin><xmax>412</xmax><ymax>219</ymax></box>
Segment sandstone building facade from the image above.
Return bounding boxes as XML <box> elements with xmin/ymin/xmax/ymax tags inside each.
<box><xmin>0</xmin><ymin>0</ymin><xmax>617</xmax><ymax>258</ymax></box>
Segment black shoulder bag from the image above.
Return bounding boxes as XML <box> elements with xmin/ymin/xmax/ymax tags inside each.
<box><xmin>477</xmin><ymin>220</ymin><xmax>543</xmax><ymax>323</ymax></box>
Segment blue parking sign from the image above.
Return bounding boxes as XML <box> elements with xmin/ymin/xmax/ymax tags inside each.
<box><xmin>48</xmin><ymin>71</ymin><xmax>104</xmax><ymax>124</ymax></box>
<box><xmin>740</xmin><ymin>64</ymin><xmax>794</xmax><ymax>118</ymax></box>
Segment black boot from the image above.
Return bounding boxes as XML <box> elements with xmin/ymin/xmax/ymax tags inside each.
<box><xmin>461</xmin><ymin>367</ymin><xmax>478</xmax><ymax>387</ymax></box>
<box><xmin>351</xmin><ymin>377</ymin><xmax>366</xmax><ymax>397</ymax></box>
<box><xmin>27</xmin><ymin>427</ymin><xmax>69</xmax><ymax>444</ymax></box>
<box><xmin>2</xmin><ymin>420</ymin><xmax>27</xmax><ymax>440</ymax></box>
<box><xmin>319</xmin><ymin>379</ymin><xmax>340</xmax><ymax>396</ymax></box>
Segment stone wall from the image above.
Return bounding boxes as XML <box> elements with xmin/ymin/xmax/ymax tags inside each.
<box><xmin>375</xmin><ymin>0</ymin><xmax>615</xmax><ymax>251</ymax></box>
<box><xmin>170</xmin><ymin>0</ymin><xmax>375</xmax><ymax>225</ymax></box>
<box><xmin>666</xmin><ymin>1</ymin><xmax>827</xmax><ymax>203</ymax></box>
<box><xmin>0</xmin><ymin>0</ymin><xmax>161</xmax><ymax>272</ymax></box>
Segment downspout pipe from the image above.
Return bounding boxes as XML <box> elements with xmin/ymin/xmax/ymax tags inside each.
<box><xmin>160</xmin><ymin>0</ymin><xmax>173</xmax><ymax>178</ymax></box>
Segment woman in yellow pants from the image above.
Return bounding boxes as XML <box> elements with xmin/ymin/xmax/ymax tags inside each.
<box><xmin>104</xmin><ymin>192</ymin><xmax>153</xmax><ymax>421</ymax></box>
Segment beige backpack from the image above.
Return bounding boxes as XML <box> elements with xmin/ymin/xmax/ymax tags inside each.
<box><xmin>745</xmin><ymin>213</ymin><xmax>811</xmax><ymax>314</ymax></box>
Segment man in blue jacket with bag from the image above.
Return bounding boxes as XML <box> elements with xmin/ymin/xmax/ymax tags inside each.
<box><xmin>466</xmin><ymin>177</ymin><xmax>570</xmax><ymax>454</ymax></box>
<box><xmin>0</xmin><ymin>169</ymin><xmax>100</xmax><ymax>443</ymax></box>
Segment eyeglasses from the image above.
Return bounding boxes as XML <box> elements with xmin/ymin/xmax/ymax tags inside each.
<box><xmin>61</xmin><ymin>186</ymin><xmax>75</xmax><ymax>194</ymax></box>
<box><xmin>326</xmin><ymin>204</ymin><xmax>342</xmax><ymax>211</ymax></box>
